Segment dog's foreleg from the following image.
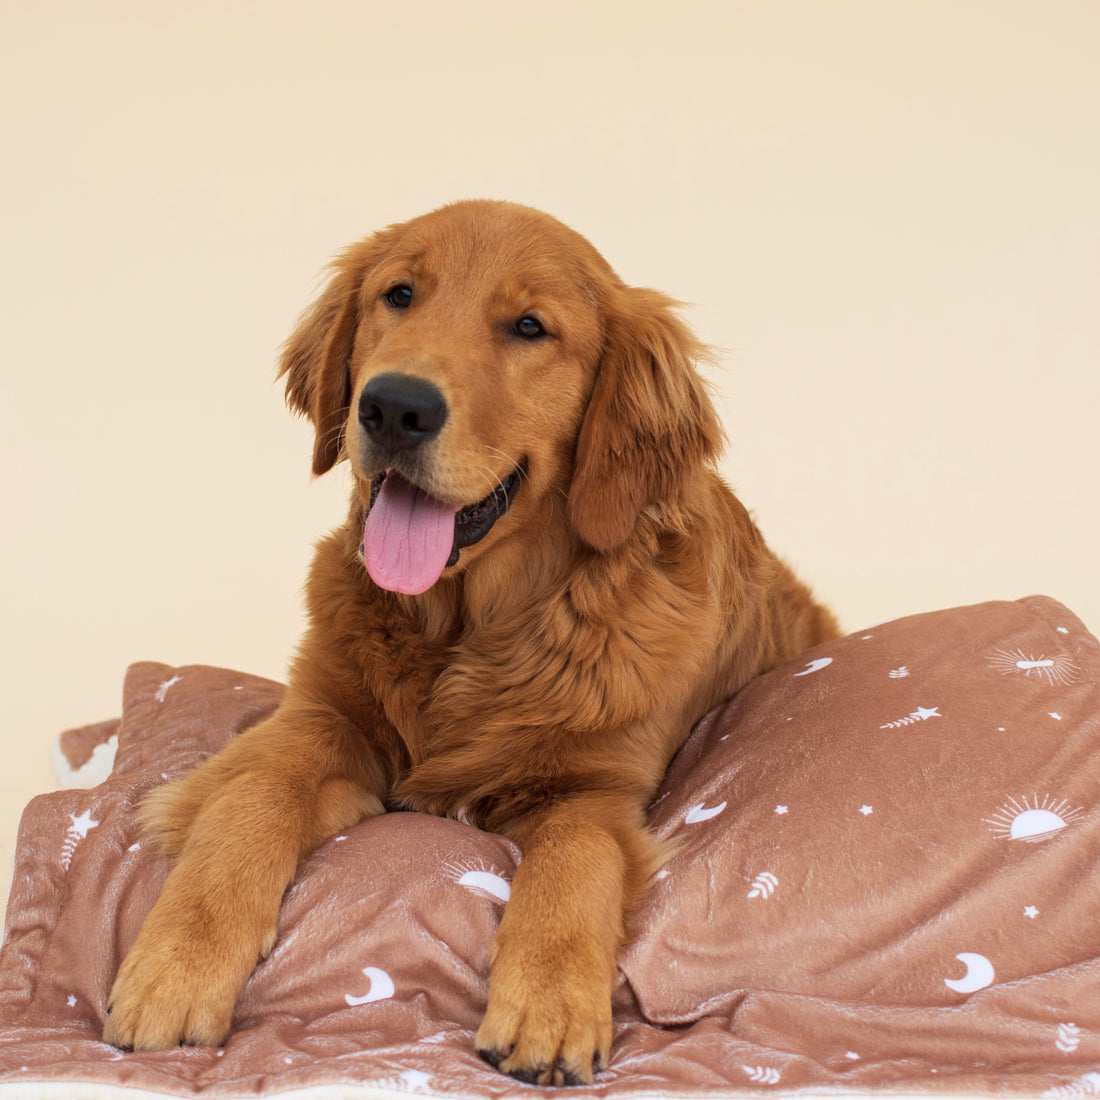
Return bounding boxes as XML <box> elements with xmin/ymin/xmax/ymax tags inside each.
<box><xmin>475</xmin><ymin>791</ymin><xmax>659</xmax><ymax>1086</ymax></box>
<box><xmin>104</xmin><ymin>708</ymin><xmax>382</xmax><ymax>1050</ymax></box>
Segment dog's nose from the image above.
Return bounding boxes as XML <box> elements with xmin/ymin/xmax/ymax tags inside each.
<box><xmin>358</xmin><ymin>372</ymin><xmax>448</xmax><ymax>453</ymax></box>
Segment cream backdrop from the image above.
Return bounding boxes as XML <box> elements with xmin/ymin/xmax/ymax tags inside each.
<box><xmin>2</xmin><ymin>1</ymin><xmax>1097</xmax><ymax>901</ymax></box>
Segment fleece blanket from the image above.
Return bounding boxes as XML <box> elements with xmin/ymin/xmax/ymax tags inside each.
<box><xmin>2</xmin><ymin>595</ymin><xmax>1100</xmax><ymax>1099</ymax></box>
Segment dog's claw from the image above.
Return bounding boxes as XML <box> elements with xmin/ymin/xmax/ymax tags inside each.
<box><xmin>508</xmin><ymin>1065</ymin><xmax>546</xmax><ymax>1086</ymax></box>
<box><xmin>477</xmin><ymin>1046</ymin><xmax>506</xmax><ymax>1069</ymax></box>
<box><xmin>560</xmin><ymin>1064</ymin><xmax>586</xmax><ymax>1087</ymax></box>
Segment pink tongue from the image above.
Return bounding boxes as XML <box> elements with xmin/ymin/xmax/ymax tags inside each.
<box><xmin>363</xmin><ymin>473</ymin><xmax>457</xmax><ymax>595</ymax></box>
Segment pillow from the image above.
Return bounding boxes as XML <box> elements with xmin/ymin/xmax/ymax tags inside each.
<box><xmin>2</xmin><ymin>595</ymin><xmax>1098</xmax><ymax>1098</ymax></box>
<box><xmin>622</xmin><ymin>595</ymin><xmax>1100</xmax><ymax>1081</ymax></box>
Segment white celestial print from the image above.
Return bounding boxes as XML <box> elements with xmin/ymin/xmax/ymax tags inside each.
<box><xmin>880</xmin><ymin>706</ymin><xmax>940</xmax><ymax>729</ymax></box>
<box><xmin>859</xmin><ymin>805</ymin><xmax>873</xmax><ymax>816</ymax></box>
<box><xmin>66</xmin><ymin>995</ymin><xmax>77</xmax><ymax>1008</ymax></box>
<box><xmin>984</xmin><ymin>795</ymin><xmax>1083</xmax><ymax>842</ymax></box>
<box><xmin>68</xmin><ymin>809</ymin><xmax>98</xmax><ymax>838</ymax></box>
<box><xmin>794</xmin><ymin>657</ymin><xmax>833</xmax><ymax>677</ymax></box>
<box><xmin>154</xmin><ymin>675</ymin><xmax>182</xmax><ymax>703</ymax></box>
<box><xmin>61</xmin><ymin>810</ymin><xmax>100</xmax><ymax>871</ymax></box>
<box><xmin>747</xmin><ymin>872</ymin><xmax>778</xmax><ymax>899</ymax></box>
<box><xmin>445</xmin><ymin>859</ymin><xmax>512</xmax><ymax>902</ymax></box>
<box><xmin>1024</xmin><ymin>906</ymin><xmax>1040</xmax><ymax>919</ymax></box>
<box><xmin>685</xmin><ymin>801</ymin><xmax>726</xmax><ymax>824</ymax></box>
<box><xmin>457</xmin><ymin>870</ymin><xmax>511</xmax><ymax>903</ymax></box>
<box><xmin>742</xmin><ymin>1065</ymin><xmax>781</xmax><ymax>1085</ymax></box>
<box><xmin>1057</xmin><ymin>1023</ymin><xmax>1082</xmax><ymax>1053</ymax></box>
<box><xmin>775</xmin><ymin>805</ymin><xmax>788</xmax><ymax>815</ymax></box>
<box><xmin>345</xmin><ymin>967</ymin><xmax>395</xmax><ymax>1006</ymax></box>
<box><xmin>1043</xmin><ymin>1071</ymin><xmax>1100</xmax><ymax>1098</ymax></box>
<box><xmin>988</xmin><ymin>648</ymin><xmax>1079</xmax><ymax>686</ymax></box>
<box><xmin>944</xmin><ymin>952</ymin><xmax>995</xmax><ymax>994</ymax></box>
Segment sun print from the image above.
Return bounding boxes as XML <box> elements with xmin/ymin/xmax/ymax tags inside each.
<box><xmin>988</xmin><ymin>648</ymin><xmax>1079</xmax><ymax>686</ymax></box>
<box><xmin>984</xmin><ymin>795</ymin><xmax>1084</xmax><ymax>842</ymax></box>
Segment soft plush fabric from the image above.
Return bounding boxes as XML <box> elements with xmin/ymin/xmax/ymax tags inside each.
<box><xmin>2</xmin><ymin>595</ymin><xmax>1099</xmax><ymax>1098</ymax></box>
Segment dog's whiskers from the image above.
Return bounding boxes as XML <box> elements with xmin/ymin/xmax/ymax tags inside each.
<box><xmin>452</xmin><ymin>447</ymin><xmax>518</xmax><ymax>502</ymax></box>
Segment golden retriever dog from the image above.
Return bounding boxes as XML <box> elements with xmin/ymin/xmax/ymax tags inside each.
<box><xmin>104</xmin><ymin>200</ymin><xmax>838</xmax><ymax>1085</ymax></box>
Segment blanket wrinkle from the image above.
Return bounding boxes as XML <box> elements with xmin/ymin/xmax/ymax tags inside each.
<box><xmin>3</xmin><ymin>596</ymin><xmax>1100</xmax><ymax>1096</ymax></box>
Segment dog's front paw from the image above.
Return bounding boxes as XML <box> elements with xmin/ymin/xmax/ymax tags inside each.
<box><xmin>104</xmin><ymin>908</ymin><xmax>269</xmax><ymax>1050</ymax></box>
<box><xmin>475</xmin><ymin>963</ymin><xmax>612</xmax><ymax>1086</ymax></box>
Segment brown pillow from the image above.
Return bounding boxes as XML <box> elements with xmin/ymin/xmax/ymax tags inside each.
<box><xmin>622</xmin><ymin>595</ymin><xmax>1100</xmax><ymax>1079</ymax></box>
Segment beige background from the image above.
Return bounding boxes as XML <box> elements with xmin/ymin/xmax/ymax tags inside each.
<box><xmin>2</xmin><ymin>1</ymin><xmax>1097</xmax><ymax>901</ymax></box>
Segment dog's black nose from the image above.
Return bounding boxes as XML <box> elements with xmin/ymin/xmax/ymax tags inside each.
<box><xmin>358</xmin><ymin>372</ymin><xmax>448</xmax><ymax>453</ymax></box>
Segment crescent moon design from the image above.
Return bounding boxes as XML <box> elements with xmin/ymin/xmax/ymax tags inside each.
<box><xmin>345</xmin><ymin>966</ymin><xmax>395</xmax><ymax>1006</ymax></box>
<box><xmin>944</xmin><ymin>953</ymin><xmax>995</xmax><ymax>994</ymax></box>
<box><xmin>458</xmin><ymin>870</ymin><xmax>511</xmax><ymax>902</ymax></box>
<box><xmin>685</xmin><ymin>801</ymin><xmax>727</xmax><ymax>824</ymax></box>
<box><xmin>794</xmin><ymin>657</ymin><xmax>833</xmax><ymax>677</ymax></box>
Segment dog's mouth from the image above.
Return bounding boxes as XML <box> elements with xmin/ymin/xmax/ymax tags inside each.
<box><xmin>361</xmin><ymin>465</ymin><xmax>524</xmax><ymax>595</ymax></box>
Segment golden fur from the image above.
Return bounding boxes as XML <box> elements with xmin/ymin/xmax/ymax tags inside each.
<box><xmin>104</xmin><ymin>200</ymin><xmax>838</xmax><ymax>1085</ymax></box>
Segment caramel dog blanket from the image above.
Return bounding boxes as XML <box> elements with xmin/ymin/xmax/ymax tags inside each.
<box><xmin>3</xmin><ymin>596</ymin><xmax>1100</xmax><ymax>1098</ymax></box>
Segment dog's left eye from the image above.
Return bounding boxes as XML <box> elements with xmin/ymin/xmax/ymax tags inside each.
<box><xmin>384</xmin><ymin>284</ymin><xmax>413</xmax><ymax>309</ymax></box>
<box><xmin>513</xmin><ymin>316</ymin><xmax>545</xmax><ymax>339</ymax></box>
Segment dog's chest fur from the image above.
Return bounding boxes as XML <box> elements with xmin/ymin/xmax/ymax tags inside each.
<box><xmin>309</xmin><ymin>518</ymin><xmax>723</xmax><ymax>829</ymax></box>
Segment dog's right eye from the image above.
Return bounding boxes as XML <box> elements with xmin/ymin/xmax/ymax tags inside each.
<box><xmin>384</xmin><ymin>284</ymin><xmax>413</xmax><ymax>309</ymax></box>
<box><xmin>513</xmin><ymin>316</ymin><xmax>546</xmax><ymax>340</ymax></box>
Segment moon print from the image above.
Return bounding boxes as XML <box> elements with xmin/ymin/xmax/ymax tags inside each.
<box><xmin>794</xmin><ymin>657</ymin><xmax>833</xmax><ymax>677</ymax></box>
<box><xmin>345</xmin><ymin>966</ymin><xmax>395</xmax><ymax>1006</ymax></box>
<box><xmin>685</xmin><ymin>801</ymin><xmax>727</xmax><ymax>824</ymax></box>
<box><xmin>944</xmin><ymin>953</ymin><xmax>995</xmax><ymax>994</ymax></box>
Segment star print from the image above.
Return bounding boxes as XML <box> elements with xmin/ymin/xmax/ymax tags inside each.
<box><xmin>859</xmin><ymin>805</ymin><xmax>873</xmax><ymax>816</ymax></box>
<box><xmin>66</xmin><ymin>995</ymin><xmax>77</xmax><ymax>1007</ymax></box>
<box><xmin>775</xmin><ymin>805</ymin><xmax>788</xmax><ymax>815</ymax></box>
<box><xmin>880</xmin><ymin>705</ymin><xmax>942</xmax><ymax>730</ymax></box>
<box><xmin>1024</xmin><ymin>906</ymin><xmax>1039</xmax><ymax>919</ymax></box>
<box><xmin>68</xmin><ymin>810</ymin><xmax>99</xmax><ymax>838</ymax></box>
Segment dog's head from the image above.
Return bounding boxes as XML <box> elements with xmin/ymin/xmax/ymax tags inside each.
<box><xmin>279</xmin><ymin>200</ymin><xmax>722</xmax><ymax>594</ymax></box>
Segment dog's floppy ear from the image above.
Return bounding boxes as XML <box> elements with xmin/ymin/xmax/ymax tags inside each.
<box><xmin>568</xmin><ymin>287</ymin><xmax>724</xmax><ymax>551</ymax></box>
<box><xmin>277</xmin><ymin>238</ymin><xmax>383</xmax><ymax>476</ymax></box>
